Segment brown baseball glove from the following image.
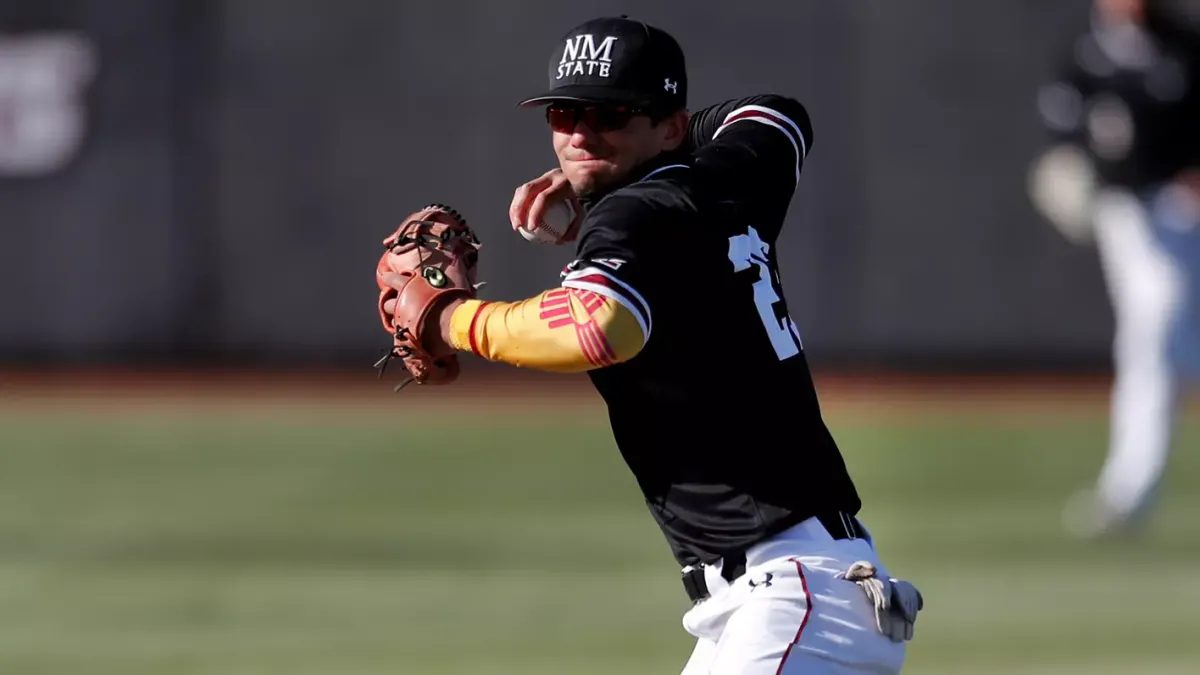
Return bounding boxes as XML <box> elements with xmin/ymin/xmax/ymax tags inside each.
<box><xmin>374</xmin><ymin>204</ymin><xmax>482</xmax><ymax>391</ymax></box>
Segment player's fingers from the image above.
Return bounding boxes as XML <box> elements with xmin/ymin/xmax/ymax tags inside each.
<box><xmin>514</xmin><ymin>168</ymin><xmax>571</xmax><ymax>231</ymax></box>
<box><xmin>528</xmin><ymin>172</ymin><xmax>576</xmax><ymax>233</ymax></box>
<box><xmin>527</xmin><ymin>187</ymin><xmax>552</xmax><ymax>233</ymax></box>
<box><xmin>510</xmin><ymin>175</ymin><xmax>554</xmax><ymax>231</ymax></box>
<box><xmin>562</xmin><ymin>194</ymin><xmax>584</xmax><ymax>242</ymax></box>
<box><xmin>509</xmin><ymin>181</ymin><xmax>535</xmax><ymax>230</ymax></box>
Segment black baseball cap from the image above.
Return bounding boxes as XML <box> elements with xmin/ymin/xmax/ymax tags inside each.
<box><xmin>517</xmin><ymin>16</ymin><xmax>687</xmax><ymax>112</ymax></box>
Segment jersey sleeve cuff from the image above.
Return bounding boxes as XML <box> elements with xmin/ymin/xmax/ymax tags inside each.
<box><xmin>712</xmin><ymin>104</ymin><xmax>808</xmax><ymax>184</ymax></box>
<box><xmin>562</xmin><ymin>267</ymin><xmax>651</xmax><ymax>340</ymax></box>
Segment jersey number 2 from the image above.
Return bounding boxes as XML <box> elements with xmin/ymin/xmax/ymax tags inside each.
<box><xmin>728</xmin><ymin>227</ymin><xmax>803</xmax><ymax>361</ymax></box>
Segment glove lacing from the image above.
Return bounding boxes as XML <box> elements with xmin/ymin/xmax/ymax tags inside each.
<box><xmin>374</xmin><ymin>205</ymin><xmax>483</xmax><ymax>392</ymax></box>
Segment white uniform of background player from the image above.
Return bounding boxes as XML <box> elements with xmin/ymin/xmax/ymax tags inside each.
<box><xmin>1029</xmin><ymin>0</ymin><xmax>1200</xmax><ymax>535</ymax></box>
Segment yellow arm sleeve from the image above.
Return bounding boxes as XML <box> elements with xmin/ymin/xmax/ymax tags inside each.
<box><xmin>447</xmin><ymin>288</ymin><xmax>647</xmax><ymax>373</ymax></box>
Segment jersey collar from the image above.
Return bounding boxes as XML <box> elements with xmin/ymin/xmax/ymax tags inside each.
<box><xmin>579</xmin><ymin>150</ymin><xmax>691</xmax><ymax>209</ymax></box>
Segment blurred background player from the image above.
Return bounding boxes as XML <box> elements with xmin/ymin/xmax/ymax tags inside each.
<box><xmin>1029</xmin><ymin>0</ymin><xmax>1200</xmax><ymax>536</ymax></box>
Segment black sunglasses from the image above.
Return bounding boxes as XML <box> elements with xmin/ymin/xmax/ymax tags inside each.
<box><xmin>545</xmin><ymin>103</ymin><xmax>648</xmax><ymax>133</ymax></box>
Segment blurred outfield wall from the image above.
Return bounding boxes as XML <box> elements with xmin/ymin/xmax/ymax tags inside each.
<box><xmin>0</xmin><ymin>0</ymin><xmax>1108</xmax><ymax>370</ymax></box>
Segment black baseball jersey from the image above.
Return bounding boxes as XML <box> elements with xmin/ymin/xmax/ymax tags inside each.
<box><xmin>1038</xmin><ymin>11</ymin><xmax>1200</xmax><ymax>189</ymax></box>
<box><xmin>559</xmin><ymin>95</ymin><xmax>861</xmax><ymax>567</ymax></box>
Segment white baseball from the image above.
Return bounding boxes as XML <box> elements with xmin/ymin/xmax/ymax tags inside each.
<box><xmin>519</xmin><ymin>200</ymin><xmax>576</xmax><ymax>244</ymax></box>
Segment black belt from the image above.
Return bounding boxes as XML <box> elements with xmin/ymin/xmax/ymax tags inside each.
<box><xmin>680</xmin><ymin>512</ymin><xmax>863</xmax><ymax>603</ymax></box>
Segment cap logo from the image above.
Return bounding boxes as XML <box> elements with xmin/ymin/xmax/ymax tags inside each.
<box><xmin>664</xmin><ymin>78</ymin><xmax>677</xmax><ymax>93</ymax></box>
<box><xmin>557</xmin><ymin>34</ymin><xmax>618</xmax><ymax>80</ymax></box>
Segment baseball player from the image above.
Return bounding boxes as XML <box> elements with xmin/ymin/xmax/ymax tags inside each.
<box><xmin>375</xmin><ymin>16</ymin><xmax>923</xmax><ymax>673</ymax></box>
<box><xmin>1029</xmin><ymin>0</ymin><xmax>1200</xmax><ymax>536</ymax></box>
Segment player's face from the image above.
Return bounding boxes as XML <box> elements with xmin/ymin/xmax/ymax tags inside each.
<box><xmin>547</xmin><ymin>103</ymin><xmax>687</xmax><ymax>198</ymax></box>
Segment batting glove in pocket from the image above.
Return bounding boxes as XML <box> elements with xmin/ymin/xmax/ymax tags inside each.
<box><xmin>837</xmin><ymin>560</ymin><xmax>924</xmax><ymax>643</ymax></box>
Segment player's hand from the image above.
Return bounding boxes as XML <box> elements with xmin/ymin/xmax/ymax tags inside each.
<box><xmin>836</xmin><ymin>561</ymin><xmax>924</xmax><ymax>643</ymax></box>
<box><xmin>1174</xmin><ymin>169</ymin><xmax>1200</xmax><ymax>201</ymax></box>
<box><xmin>374</xmin><ymin>204</ymin><xmax>481</xmax><ymax>390</ymax></box>
<box><xmin>510</xmin><ymin>168</ymin><xmax>583</xmax><ymax>241</ymax></box>
<box><xmin>379</xmin><ymin>281</ymin><xmax>462</xmax><ymax>359</ymax></box>
<box><xmin>1027</xmin><ymin>144</ymin><xmax>1097</xmax><ymax>245</ymax></box>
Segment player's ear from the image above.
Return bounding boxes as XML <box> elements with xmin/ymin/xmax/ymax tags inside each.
<box><xmin>658</xmin><ymin>109</ymin><xmax>690</xmax><ymax>151</ymax></box>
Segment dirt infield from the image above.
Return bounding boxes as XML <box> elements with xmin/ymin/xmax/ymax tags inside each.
<box><xmin>0</xmin><ymin>363</ymin><xmax>1123</xmax><ymax>416</ymax></box>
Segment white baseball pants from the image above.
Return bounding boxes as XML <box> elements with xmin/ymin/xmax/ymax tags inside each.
<box><xmin>678</xmin><ymin>517</ymin><xmax>907</xmax><ymax>675</ymax></box>
<box><xmin>1091</xmin><ymin>184</ymin><xmax>1200</xmax><ymax>522</ymax></box>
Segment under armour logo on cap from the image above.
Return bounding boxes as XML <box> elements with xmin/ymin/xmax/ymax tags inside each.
<box><xmin>664</xmin><ymin>78</ymin><xmax>677</xmax><ymax>93</ymax></box>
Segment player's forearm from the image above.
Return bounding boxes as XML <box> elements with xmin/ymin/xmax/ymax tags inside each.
<box><xmin>447</xmin><ymin>289</ymin><xmax>646</xmax><ymax>372</ymax></box>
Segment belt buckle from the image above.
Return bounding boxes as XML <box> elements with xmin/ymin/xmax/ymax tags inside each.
<box><xmin>681</xmin><ymin>564</ymin><xmax>708</xmax><ymax>603</ymax></box>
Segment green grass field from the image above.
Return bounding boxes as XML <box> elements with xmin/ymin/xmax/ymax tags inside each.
<box><xmin>1</xmin><ymin>376</ymin><xmax>1199</xmax><ymax>674</ymax></box>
